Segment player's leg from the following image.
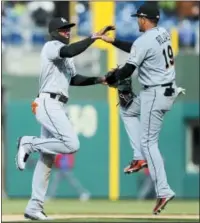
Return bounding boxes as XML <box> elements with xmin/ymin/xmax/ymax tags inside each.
<box><xmin>120</xmin><ymin>96</ymin><xmax>142</xmax><ymax>159</ymax></box>
<box><xmin>25</xmin><ymin>126</ymin><xmax>55</xmax><ymax>220</ymax></box>
<box><xmin>16</xmin><ymin>97</ymin><xmax>80</xmax><ymax>170</ymax></box>
<box><xmin>23</xmin><ymin>97</ymin><xmax>80</xmax><ymax>154</ymax></box>
<box><xmin>120</xmin><ymin>96</ymin><xmax>147</xmax><ymax>173</ymax></box>
<box><xmin>25</xmin><ymin>153</ymin><xmax>55</xmax><ymax>219</ymax></box>
<box><xmin>140</xmin><ymin>87</ymin><xmax>177</xmax><ymax>214</ymax></box>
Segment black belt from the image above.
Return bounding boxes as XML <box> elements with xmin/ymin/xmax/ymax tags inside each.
<box><xmin>37</xmin><ymin>92</ymin><xmax>68</xmax><ymax>104</ymax></box>
<box><xmin>144</xmin><ymin>82</ymin><xmax>173</xmax><ymax>89</ymax></box>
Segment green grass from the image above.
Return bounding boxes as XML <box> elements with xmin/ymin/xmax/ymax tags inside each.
<box><xmin>2</xmin><ymin>199</ymin><xmax>199</xmax><ymax>222</ymax></box>
<box><xmin>2</xmin><ymin>199</ymin><xmax>199</xmax><ymax>215</ymax></box>
<box><xmin>10</xmin><ymin>218</ymin><xmax>198</xmax><ymax>223</ymax></box>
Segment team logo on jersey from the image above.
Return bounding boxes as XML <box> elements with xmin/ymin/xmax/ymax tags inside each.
<box><xmin>61</xmin><ymin>18</ymin><xmax>67</xmax><ymax>23</ymax></box>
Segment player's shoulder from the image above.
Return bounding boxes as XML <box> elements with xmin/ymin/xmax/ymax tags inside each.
<box><xmin>43</xmin><ymin>40</ymin><xmax>65</xmax><ymax>49</ymax></box>
<box><xmin>148</xmin><ymin>26</ymin><xmax>169</xmax><ymax>37</ymax></box>
<box><xmin>133</xmin><ymin>33</ymin><xmax>149</xmax><ymax>47</ymax></box>
<box><xmin>158</xmin><ymin>26</ymin><xmax>168</xmax><ymax>33</ymax></box>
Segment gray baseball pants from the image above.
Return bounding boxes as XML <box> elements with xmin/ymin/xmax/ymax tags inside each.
<box><xmin>120</xmin><ymin>84</ymin><xmax>178</xmax><ymax>198</ymax></box>
<box><xmin>21</xmin><ymin>93</ymin><xmax>79</xmax><ymax>214</ymax></box>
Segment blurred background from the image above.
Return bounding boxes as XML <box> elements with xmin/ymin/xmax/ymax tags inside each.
<box><xmin>1</xmin><ymin>0</ymin><xmax>199</xmax><ymax>218</ymax></box>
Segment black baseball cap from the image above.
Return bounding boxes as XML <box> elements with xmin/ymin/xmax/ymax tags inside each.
<box><xmin>48</xmin><ymin>17</ymin><xmax>76</xmax><ymax>33</ymax></box>
<box><xmin>131</xmin><ymin>3</ymin><xmax>160</xmax><ymax>20</ymax></box>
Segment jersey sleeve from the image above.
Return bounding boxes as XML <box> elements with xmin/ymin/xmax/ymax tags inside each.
<box><xmin>127</xmin><ymin>37</ymin><xmax>148</xmax><ymax>67</ymax></box>
<box><xmin>45</xmin><ymin>41</ymin><xmax>65</xmax><ymax>60</ymax></box>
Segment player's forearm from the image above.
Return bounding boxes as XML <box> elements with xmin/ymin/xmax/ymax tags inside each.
<box><xmin>112</xmin><ymin>39</ymin><xmax>133</xmax><ymax>53</ymax></box>
<box><xmin>70</xmin><ymin>74</ymin><xmax>103</xmax><ymax>86</ymax></box>
<box><xmin>107</xmin><ymin>63</ymin><xmax>136</xmax><ymax>84</ymax></box>
<box><xmin>60</xmin><ymin>37</ymin><xmax>95</xmax><ymax>58</ymax></box>
<box><xmin>117</xmin><ymin>63</ymin><xmax>136</xmax><ymax>80</ymax></box>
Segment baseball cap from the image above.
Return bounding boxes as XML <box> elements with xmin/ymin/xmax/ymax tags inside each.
<box><xmin>48</xmin><ymin>17</ymin><xmax>76</xmax><ymax>33</ymax></box>
<box><xmin>131</xmin><ymin>3</ymin><xmax>160</xmax><ymax>20</ymax></box>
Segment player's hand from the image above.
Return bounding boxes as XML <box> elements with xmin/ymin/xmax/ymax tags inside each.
<box><xmin>101</xmin><ymin>76</ymin><xmax>108</xmax><ymax>85</ymax></box>
<box><xmin>104</xmin><ymin>67</ymin><xmax>120</xmax><ymax>87</ymax></box>
<box><xmin>100</xmin><ymin>34</ymin><xmax>115</xmax><ymax>43</ymax></box>
<box><xmin>96</xmin><ymin>25</ymin><xmax>115</xmax><ymax>36</ymax></box>
<box><xmin>91</xmin><ymin>26</ymin><xmax>115</xmax><ymax>40</ymax></box>
<box><xmin>95</xmin><ymin>76</ymin><xmax>107</xmax><ymax>85</ymax></box>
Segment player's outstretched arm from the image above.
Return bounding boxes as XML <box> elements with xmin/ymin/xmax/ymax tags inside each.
<box><xmin>60</xmin><ymin>37</ymin><xmax>96</xmax><ymax>58</ymax></box>
<box><xmin>70</xmin><ymin>74</ymin><xmax>106</xmax><ymax>86</ymax></box>
<box><xmin>105</xmin><ymin>63</ymin><xmax>136</xmax><ymax>86</ymax></box>
<box><xmin>100</xmin><ymin>35</ymin><xmax>133</xmax><ymax>53</ymax></box>
<box><xmin>112</xmin><ymin>39</ymin><xmax>133</xmax><ymax>53</ymax></box>
<box><xmin>60</xmin><ymin>26</ymin><xmax>115</xmax><ymax>58</ymax></box>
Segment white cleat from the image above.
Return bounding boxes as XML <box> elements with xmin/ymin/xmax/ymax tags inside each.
<box><xmin>15</xmin><ymin>137</ymin><xmax>29</xmax><ymax>171</ymax></box>
<box><xmin>24</xmin><ymin>211</ymin><xmax>53</xmax><ymax>220</ymax></box>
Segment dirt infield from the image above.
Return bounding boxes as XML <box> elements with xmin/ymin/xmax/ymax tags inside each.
<box><xmin>2</xmin><ymin>214</ymin><xmax>199</xmax><ymax>222</ymax></box>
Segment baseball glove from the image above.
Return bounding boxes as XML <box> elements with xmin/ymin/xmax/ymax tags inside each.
<box><xmin>105</xmin><ymin>69</ymin><xmax>136</xmax><ymax>109</ymax></box>
<box><xmin>105</xmin><ymin>66</ymin><xmax>120</xmax><ymax>87</ymax></box>
<box><xmin>117</xmin><ymin>78</ymin><xmax>136</xmax><ymax>109</ymax></box>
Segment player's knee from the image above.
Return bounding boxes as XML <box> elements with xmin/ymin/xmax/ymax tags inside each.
<box><xmin>67</xmin><ymin>137</ymin><xmax>80</xmax><ymax>153</ymax></box>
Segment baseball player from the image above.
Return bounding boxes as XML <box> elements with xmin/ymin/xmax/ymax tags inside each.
<box><xmin>102</xmin><ymin>3</ymin><xmax>181</xmax><ymax>214</ymax></box>
<box><xmin>15</xmin><ymin>17</ymin><xmax>113</xmax><ymax>220</ymax></box>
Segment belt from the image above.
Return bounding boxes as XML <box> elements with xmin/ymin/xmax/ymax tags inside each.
<box><xmin>144</xmin><ymin>82</ymin><xmax>173</xmax><ymax>89</ymax></box>
<box><xmin>37</xmin><ymin>92</ymin><xmax>68</xmax><ymax>104</ymax></box>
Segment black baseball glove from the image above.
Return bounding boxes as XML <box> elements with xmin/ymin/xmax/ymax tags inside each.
<box><xmin>105</xmin><ymin>68</ymin><xmax>136</xmax><ymax>109</ymax></box>
<box><xmin>117</xmin><ymin>77</ymin><xmax>136</xmax><ymax>109</ymax></box>
<box><xmin>105</xmin><ymin>66</ymin><xmax>120</xmax><ymax>87</ymax></box>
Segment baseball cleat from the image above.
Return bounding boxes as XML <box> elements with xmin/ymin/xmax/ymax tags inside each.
<box><xmin>153</xmin><ymin>195</ymin><xmax>175</xmax><ymax>215</ymax></box>
<box><xmin>15</xmin><ymin>137</ymin><xmax>29</xmax><ymax>171</ymax></box>
<box><xmin>124</xmin><ymin>160</ymin><xmax>148</xmax><ymax>174</ymax></box>
<box><xmin>24</xmin><ymin>211</ymin><xmax>52</xmax><ymax>220</ymax></box>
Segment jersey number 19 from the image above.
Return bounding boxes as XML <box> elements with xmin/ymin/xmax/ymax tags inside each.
<box><xmin>163</xmin><ymin>45</ymin><xmax>174</xmax><ymax>69</ymax></box>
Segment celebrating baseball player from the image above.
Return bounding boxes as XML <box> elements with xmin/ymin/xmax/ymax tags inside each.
<box><xmin>102</xmin><ymin>2</ymin><xmax>182</xmax><ymax>214</ymax></box>
<box><xmin>15</xmin><ymin>17</ymin><xmax>113</xmax><ymax>220</ymax></box>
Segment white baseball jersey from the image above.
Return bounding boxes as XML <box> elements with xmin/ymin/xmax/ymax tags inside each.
<box><xmin>127</xmin><ymin>27</ymin><xmax>176</xmax><ymax>86</ymax></box>
<box><xmin>39</xmin><ymin>40</ymin><xmax>76</xmax><ymax>97</ymax></box>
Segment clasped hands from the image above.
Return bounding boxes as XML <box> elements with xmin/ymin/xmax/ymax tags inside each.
<box><xmin>92</xmin><ymin>25</ymin><xmax>119</xmax><ymax>86</ymax></box>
